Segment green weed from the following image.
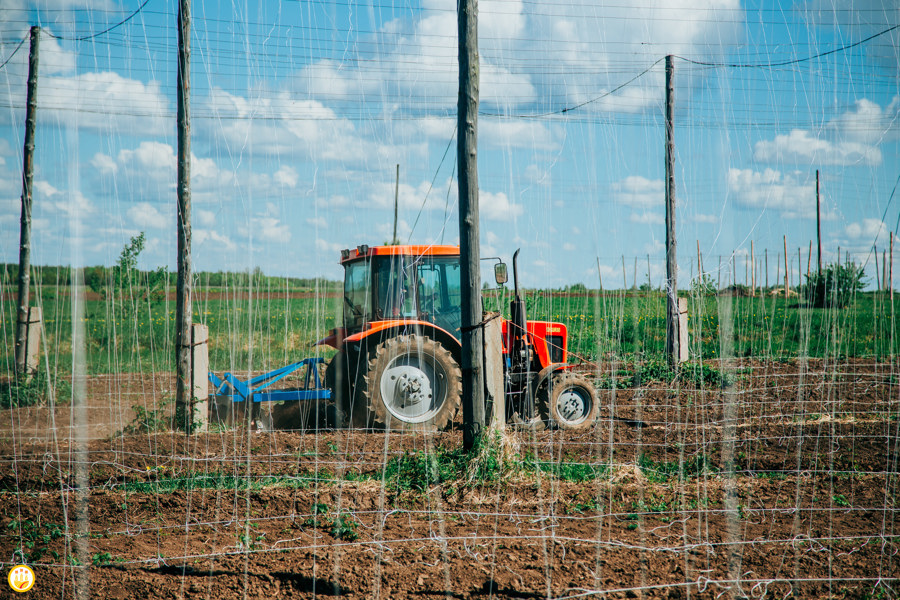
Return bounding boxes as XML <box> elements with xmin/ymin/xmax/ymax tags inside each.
<box><xmin>0</xmin><ymin>370</ymin><xmax>70</xmax><ymax>409</ymax></box>
<box><xmin>6</xmin><ymin>518</ymin><xmax>63</xmax><ymax>563</ymax></box>
<box><xmin>638</xmin><ymin>453</ymin><xmax>712</xmax><ymax>483</ymax></box>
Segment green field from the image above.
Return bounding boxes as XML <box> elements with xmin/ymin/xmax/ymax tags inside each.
<box><xmin>3</xmin><ymin>275</ymin><xmax>899</xmax><ymax>377</ymax></box>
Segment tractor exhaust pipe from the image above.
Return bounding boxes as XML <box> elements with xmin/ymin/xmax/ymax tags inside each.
<box><xmin>513</xmin><ymin>248</ymin><xmax>522</xmax><ymax>301</ymax></box>
<box><xmin>510</xmin><ymin>249</ymin><xmax>528</xmax><ymax>373</ymax></box>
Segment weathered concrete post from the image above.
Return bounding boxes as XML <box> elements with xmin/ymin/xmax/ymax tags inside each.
<box><xmin>23</xmin><ymin>306</ymin><xmax>42</xmax><ymax>380</ymax></box>
<box><xmin>677</xmin><ymin>298</ymin><xmax>689</xmax><ymax>363</ymax></box>
<box><xmin>483</xmin><ymin>312</ymin><xmax>504</xmax><ymax>429</ymax></box>
<box><xmin>191</xmin><ymin>323</ymin><xmax>209</xmax><ymax>432</ymax></box>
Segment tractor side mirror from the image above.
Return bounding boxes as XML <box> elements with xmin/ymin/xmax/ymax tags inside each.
<box><xmin>494</xmin><ymin>262</ymin><xmax>508</xmax><ymax>286</ymax></box>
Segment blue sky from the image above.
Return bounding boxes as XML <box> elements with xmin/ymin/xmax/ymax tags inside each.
<box><xmin>0</xmin><ymin>0</ymin><xmax>898</xmax><ymax>288</ymax></box>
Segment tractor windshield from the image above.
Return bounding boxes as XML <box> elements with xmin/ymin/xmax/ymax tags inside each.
<box><xmin>373</xmin><ymin>255</ymin><xmax>417</xmax><ymax>320</ymax></box>
<box><xmin>343</xmin><ymin>252</ymin><xmax>462</xmax><ymax>339</ymax></box>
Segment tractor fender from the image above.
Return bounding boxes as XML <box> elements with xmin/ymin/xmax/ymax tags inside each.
<box><xmin>530</xmin><ymin>362</ymin><xmax>575</xmax><ymax>398</ymax></box>
<box><xmin>347</xmin><ymin>320</ymin><xmax>462</xmax><ymax>364</ymax></box>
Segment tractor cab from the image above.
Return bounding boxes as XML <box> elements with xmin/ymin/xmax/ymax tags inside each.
<box><xmin>339</xmin><ymin>245</ymin><xmax>463</xmax><ymax>340</ymax></box>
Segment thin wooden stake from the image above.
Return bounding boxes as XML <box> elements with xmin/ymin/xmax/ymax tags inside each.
<box><xmin>783</xmin><ymin>236</ymin><xmax>789</xmax><ymax>296</ymax></box>
<box><xmin>875</xmin><ymin>245</ymin><xmax>881</xmax><ymax>291</ymax></box>
<box><xmin>750</xmin><ymin>240</ymin><xmax>755</xmax><ymax>296</ymax></box>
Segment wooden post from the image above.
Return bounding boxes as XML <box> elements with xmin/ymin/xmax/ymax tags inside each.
<box><xmin>816</xmin><ymin>169</ymin><xmax>822</xmax><ymax>272</ymax></box>
<box><xmin>14</xmin><ymin>26</ymin><xmax>40</xmax><ymax>378</ymax></box>
<box><xmin>175</xmin><ymin>0</ymin><xmax>194</xmax><ymax>432</ymax></box>
<box><xmin>717</xmin><ymin>256</ymin><xmax>722</xmax><ymax>290</ymax></box>
<box><xmin>597</xmin><ymin>257</ymin><xmax>603</xmax><ymax>292</ymax></box>
<box><xmin>807</xmin><ymin>241</ymin><xmax>812</xmax><ymax>279</ymax></box>
<box><xmin>697</xmin><ymin>240</ymin><xmax>702</xmax><ymax>281</ymax></box>
<box><xmin>458</xmin><ymin>0</ymin><xmax>484</xmax><ymax>449</ymax></box>
<box><xmin>783</xmin><ymin>236</ymin><xmax>789</xmax><ymax>296</ymax></box>
<box><xmin>775</xmin><ymin>254</ymin><xmax>780</xmax><ymax>295</ymax></box>
<box><xmin>191</xmin><ymin>324</ymin><xmax>209</xmax><ymax>432</ymax></box>
<box><xmin>664</xmin><ymin>55</ymin><xmax>679</xmax><ymax>367</ymax></box>
<box><xmin>392</xmin><ymin>164</ymin><xmax>400</xmax><ymax>245</ymax></box>
<box><xmin>750</xmin><ymin>240</ymin><xmax>755</xmax><ymax>296</ymax></box>
<box><xmin>876</xmin><ymin>245</ymin><xmax>881</xmax><ymax>291</ymax></box>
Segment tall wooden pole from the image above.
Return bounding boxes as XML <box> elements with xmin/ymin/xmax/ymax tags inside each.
<box><xmin>14</xmin><ymin>26</ymin><xmax>40</xmax><ymax>377</ymax></box>
<box><xmin>664</xmin><ymin>55</ymin><xmax>679</xmax><ymax>366</ymax></box>
<box><xmin>392</xmin><ymin>164</ymin><xmax>400</xmax><ymax>245</ymax></box>
<box><xmin>175</xmin><ymin>0</ymin><xmax>194</xmax><ymax>432</ymax></box>
<box><xmin>784</xmin><ymin>236</ymin><xmax>789</xmax><ymax>296</ymax></box>
<box><xmin>816</xmin><ymin>169</ymin><xmax>822</xmax><ymax>271</ymax></box>
<box><xmin>458</xmin><ymin>0</ymin><xmax>484</xmax><ymax>449</ymax></box>
<box><xmin>750</xmin><ymin>240</ymin><xmax>755</xmax><ymax>296</ymax></box>
<box><xmin>807</xmin><ymin>241</ymin><xmax>812</xmax><ymax>279</ymax></box>
<box><xmin>876</xmin><ymin>245</ymin><xmax>881</xmax><ymax>291</ymax></box>
<box><xmin>697</xmin><ymin>240</ymin><xmax>702</xmax><ymax>280</ymax></box>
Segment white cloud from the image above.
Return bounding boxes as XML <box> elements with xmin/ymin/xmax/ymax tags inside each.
<box><xmin>829</xmin><ymin>97</ymin><xmax>900</xmax><ymax>146</ymax></box>
<box><xmin>843</xmin><ymin>218</ymin><xmax>890</xmax><ymax>246</ymax></box>
<box><xmin>35</xmin><ymin>72</ymin><xmax>168</xmax><ymax>135</ymax></box>
<box><xmin>127</xmin><ymin>202</ymin><xmax>169</xmax><ymax>230</ymax></box>
<box><xmin>91</xmin><ymin>153</ymin><xmax>117</xmax><ymax>175</ymax></box>
<box><xmin>293</xmin><ymin>0</ymin><xmax>742</xmax><ymax>117</ymax></box>
<box><xmin>315</xmin><ymin>238</ymin><xmax>345</xmax><ymax>254</ymax></box>
<box><xmin>194</xmin><ymin>229</ymin><xmax>237</xmax><ymax>253</ymax></box>
<box><xmin>480</xmin><ymin>190</ymin><xmax>524</xmax><ymax>220</ymax></box>
<box><xmin>727</xmin><ymin>168</ymin><xmax>828</xmax><ymax>220</ymax></box>
<box><xmin>274</xmin><ymin>166</ymin><xmax>299</xmax><ymax>188</ymax></box>
<box><xmin>196</xmin><ymin>209</ymin><xmax>216</xmax><ymax>227</ymax></box>
<box><xmin>253</xmin><ymin>216</ymin><xmax>291</xmax><ymax>242</ymax></box>
<box><xmin>753</xmin><ymin>129</ymin><xmax>882</xmax><ymax>167</ymax></box>
<box><xmin>693</xmin><ymin>213</ymin><xmax>719</xmax><ymax>224</ymax></box>
<box><xmin>613</xmin><ymin>176</ymin><xmax>664</xmax><ymax>208</ymax></box>
<box><xmin>630</xmin><ymin>212</ymin><xmax>664</xmax><ymax>225</ymax></box>
<box><xmin>202</xmin><ymin>88</ymin><xmax>427</xmax><ymax>165</ymax></box>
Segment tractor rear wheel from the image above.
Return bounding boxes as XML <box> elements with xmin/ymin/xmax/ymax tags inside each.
<box><xmin>358</xmin><ymin>335</ymin><xmax>461</xmax><ymax>430</ymax></box>
<box><xmin>541</xmin><ymin>372</ymin><xmax>599</xmax><ymax>431</ymax></box>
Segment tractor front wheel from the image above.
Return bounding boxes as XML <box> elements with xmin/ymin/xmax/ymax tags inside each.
<box><xmin>542</xmin><ymin>372</ymin><xmax>599</xmax><ymax>431</ymax></box>
<box><xmin>359</xmin><ymin>335</ymin><xmax>461</xmax><ymax>430</ymax></box>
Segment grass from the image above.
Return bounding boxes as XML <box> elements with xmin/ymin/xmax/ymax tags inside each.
<box><xmin>4</xmin><ymin>278</ymin><xmax>897</xmax><ymax>378</ymax></box>
<box><xmin>638</xmin><ymin>453</ymin><xmax>713</xmax><ymax>483</ymax></box>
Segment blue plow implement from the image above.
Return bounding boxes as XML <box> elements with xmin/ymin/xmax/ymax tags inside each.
<box><xmin>208</xmin><ymin>358</ymin><xmax>332</xmax><ymax>403</ymax></box>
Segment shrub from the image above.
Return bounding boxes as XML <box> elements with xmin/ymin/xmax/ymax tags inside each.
<box><xmin>804</xmin><ymin>263</ymin><xmax>866</xmax><ymax>308</ymax></box>
<box><xmin>691</xmin><ymin>274</ymin><xmax>717</xmax><ymax>297</ymax></box>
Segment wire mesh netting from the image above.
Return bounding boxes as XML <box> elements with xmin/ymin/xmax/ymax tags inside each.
<box><xmin>1</xmin><ymin>1</ymin><xmax>899</xmax><ymax>598</ymax></box>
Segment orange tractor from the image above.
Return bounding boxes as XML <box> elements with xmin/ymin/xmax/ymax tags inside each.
<box><xmin>317</xmin><ymin>244</ymin><xmax>599</xmax><ymax>431</ymax></box>
<box><xmin>210</xmin><ymin>244</ymin><xmax>599</xmax><ymax>431</ymax></box>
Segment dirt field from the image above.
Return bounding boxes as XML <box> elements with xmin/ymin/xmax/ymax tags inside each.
<box><xmin>1</xmin><ymin>359</ymin><xmax>898</xmax><ymax>599</ymax></box>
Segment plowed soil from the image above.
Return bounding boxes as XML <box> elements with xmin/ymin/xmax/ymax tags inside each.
<box><xmin>1</xmin><ymin>359</ymin><xmax>898</xmax><ymax>599</ymax></box>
